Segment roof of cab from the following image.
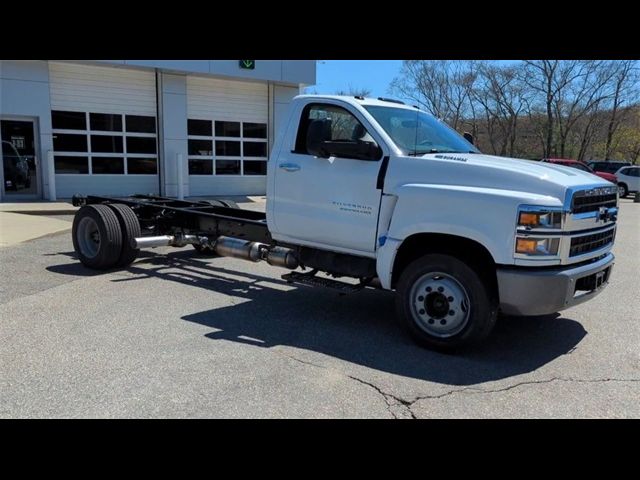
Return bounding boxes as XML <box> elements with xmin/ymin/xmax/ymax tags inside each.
<box><xmin>294</xmin><ymin>94</ymin><xmax>419</xmax><ymax>110</ymax></box>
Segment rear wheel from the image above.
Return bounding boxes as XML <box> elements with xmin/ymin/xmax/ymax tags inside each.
<box><xmin>72</xmin><ymin>205</ymin><xmax>123</xmax><ymax>270</ymax></box>
<box><xmin>107</xmin><ymin>203</ymin><xmax>141</xmax><ymax>267</ymax></box>
<box><xmin>618</xmin><ymin>183</ymin><xmax>628</xmax><ymax>198</ymax></box>
<box><xmin>395</xmin><ymin>254</ymin><xmax>497</xmax><ymax>352</ymax></box>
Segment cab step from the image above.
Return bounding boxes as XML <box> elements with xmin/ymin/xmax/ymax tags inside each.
<box><xmin>281</xmin><ymin>271</ymin><xmax>364</xmax><ymax>294</ymax></box>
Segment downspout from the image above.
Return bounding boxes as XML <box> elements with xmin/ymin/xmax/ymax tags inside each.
<box><xmin>155</xmin><ymin>69</ymin><xmax>165</xmax><ymax>196</ymax></box>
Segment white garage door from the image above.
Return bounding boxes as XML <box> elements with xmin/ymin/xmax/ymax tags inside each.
<box><xmin>187</xmin><ymin>76</ymin><xmax>269</xmax><ymax>196</ymax></box>
<box><xmin>49</xmin><ymin>62</ymin><xmax>159</xmax><ymax>198</ymax></box>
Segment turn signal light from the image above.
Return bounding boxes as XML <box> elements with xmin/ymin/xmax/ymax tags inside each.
<box><xmin>519</xmin><ymin>213</ymin><xmax>539</xmax><ymax>226</ymax></box>
<box><xmin>516</xmin><ymin>238</ymin><xmax>539</xmax><ymax>254</ymax></box>
<box><xmin>515</xmin><ymin>237</ymin><xmax>560</xmax><ymax>256</ymax></box>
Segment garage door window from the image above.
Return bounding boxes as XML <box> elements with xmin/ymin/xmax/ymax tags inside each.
<box><xmin>52</xmin><ymin>110</ymin><xmax>158</xmax><ymax>175</ymax></box>
<box><xmin>188</xmin><ymin>119</ymin><xmax>267</xmax><ymax>176</ymax></box>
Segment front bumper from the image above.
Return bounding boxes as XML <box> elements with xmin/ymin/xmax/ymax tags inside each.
<box><xmin>497</xmin><ymin>253</ymin><xmax>614</xmax><ymax>316</ymax></box>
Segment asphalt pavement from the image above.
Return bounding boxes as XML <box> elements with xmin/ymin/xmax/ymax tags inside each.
<box><xmin>0</xmin><ymin>199</ymin><xmax>638</xmax><ymax>418</ymax></box>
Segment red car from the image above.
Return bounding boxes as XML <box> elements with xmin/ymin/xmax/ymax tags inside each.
<box><xmin>541</xmin><ymin>158</ymin><xmax>617</xmax><ymax>183</ymax></box>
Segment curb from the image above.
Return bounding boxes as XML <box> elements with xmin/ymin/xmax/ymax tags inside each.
<box><xmin>1</xmin><ymin>209</ymin><xmax>78</xmax><ymax>216</ymax></box>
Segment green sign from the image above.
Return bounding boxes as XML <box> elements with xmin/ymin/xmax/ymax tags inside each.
<box><xmin>239</xmin><ymin>60</ymin><xmax>255</xmax><ymax>70</ymax></box>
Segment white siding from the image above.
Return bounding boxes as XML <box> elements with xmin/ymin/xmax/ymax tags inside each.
<box><xmin>49</xmin><ymin>62</ymin><xmax>156</xmax><ymax>115</ymax></box>
<box><xmin>187</xmin><ymin>76</ymin><xmax>268</xmax><ymax>123</ymax></box>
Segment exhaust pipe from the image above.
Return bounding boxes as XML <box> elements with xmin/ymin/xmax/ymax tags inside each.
<box><xmin>135</xmin><ymin>235</ymin><xmax>175</xmax><ymax>248</ymax></box>
<box><xmin>133</xmin><ymin>234</ymin><xmax>299</xmax><ymax>270</ymax></box>
<box><xmin>134</xmin><ymin>234</ymin><xmax>206</xmax><ymax>249</ymax></box>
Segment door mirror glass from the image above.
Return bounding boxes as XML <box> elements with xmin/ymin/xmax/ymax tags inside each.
<box><xmin>463</xmin><ymin>132</ymin><xmax>474</xmax><ymax>145</ymax></box>
<box><xmin>321</xmin><ymin>140</ymin><xmax>381</xmax><ymax>161</ymax></box>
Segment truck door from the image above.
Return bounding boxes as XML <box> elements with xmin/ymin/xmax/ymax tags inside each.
<box><xmin>271</xmin><ymin>102</ymin><xmax>385</xmax><ymax>255</ymax></box>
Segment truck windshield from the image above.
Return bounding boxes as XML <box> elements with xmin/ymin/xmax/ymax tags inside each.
<box><xmin>364</xmin><ymin>106</ymin><xmax>480</xmax><ymax>156</ymax></box>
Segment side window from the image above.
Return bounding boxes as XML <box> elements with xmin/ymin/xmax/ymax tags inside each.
<box><xmin>294</xmin><ymin>103</ymin><xmax>380</xmax><ymax>161</ymax></box>
<box><xmin>629</xmin><ymin>168</ymin><xmax>640</xmax><ymax>177</ymax></box>
<box><xmin>619</xmin><ymin>168</ymin><xmax>629</xmax><ymax>176</ymax></box>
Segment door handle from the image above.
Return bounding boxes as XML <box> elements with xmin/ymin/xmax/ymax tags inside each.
<box><xmin>279</xmin><ymin>163</ymin><xmax>300</xmax><ymax>172</ymax></box>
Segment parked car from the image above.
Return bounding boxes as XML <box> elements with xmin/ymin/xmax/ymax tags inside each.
<box><xmin>1</xmin><ymin>140</ymin><xmax>30</xmax><ymax>191</ymax></box>
<box><xmin>615</xmin><ymin>165</ymin><xmax>640</xmax><ymax>198</ymax></box>
<box><xmin>541</xmin><ymin>158</ymin><xmax>617</xmax><ymax>183</ymax></box>
<box><xmin>587</xmin><ymin>160</ymin><xmax>632</xmax><ymax>175</ymax></box>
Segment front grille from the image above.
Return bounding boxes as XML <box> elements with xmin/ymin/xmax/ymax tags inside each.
<box><xmin>571</xmin><ymin>190</ymin><xmax>617</xmax><ymax>214</ymax></box>
<box><xmin>570</xmin><ymin>229</ymin><xmax>615</xmax><ymax>257</ymax></box>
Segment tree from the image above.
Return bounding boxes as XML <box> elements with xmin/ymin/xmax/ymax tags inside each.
<box><xmin>389</xmin><ymin>60</ymin><xmax>478</xmax><ymax>130</ymax></box>
<box><xmin>603</xmin><ymin>60</ymin><xmax>639</xmax><ymax>159</ymax></box>
<box><xmin>334</xmin><ymin>86</ymin><xmax>372</xmax><ymax>97</ymax></box>
<box><xmin>472</xmin><ymin>62</ymin><xmax>528</xmax><ymax>156</ymax></box>
<box><xmin>385</xmin><ymin>59</ymin><xmax>640</xmax><ymax>160</ymax></box>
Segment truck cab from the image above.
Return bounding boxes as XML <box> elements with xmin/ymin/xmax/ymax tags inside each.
<box><xmin>267</xmin><ymin>96</ymin><xmax>617</xmax><ymax>348</ymax></box>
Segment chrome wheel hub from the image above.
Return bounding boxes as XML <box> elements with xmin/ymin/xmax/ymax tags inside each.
<box><xmin>77</xmin><ymin>217</ymin><xmax>101</xmax><ymax>258</ymax></box>
<box><xmin>410</xmin><ymin>272</ymin><xmax>471</xmax><ymax>337</ymax></box>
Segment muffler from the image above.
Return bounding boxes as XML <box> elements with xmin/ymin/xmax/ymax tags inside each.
<box><xmin>213</xmin><ymin>236</ymin><xmax>265</xmax><ymax>262</ymax></box>
<box><xmin>214</xmin><ymin>236</ymin><xmax>298</xmax><ymax>269</ymax></box>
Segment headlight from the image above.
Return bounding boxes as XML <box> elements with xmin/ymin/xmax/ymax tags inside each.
<box><xmin>515</xmin><ymin>237</ymin><xmax>560</xmax><ymax>255</ymax></box>
<box><xmin>518</xmin><ymin>208</ymin><xmax>562</xmax><ymax>229</ymax></box>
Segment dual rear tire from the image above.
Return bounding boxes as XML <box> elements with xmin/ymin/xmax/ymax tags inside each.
<box><xmin>72</xmin><ymin>204</ymin><xmax>141</xmax><ymax>270</ymax></box>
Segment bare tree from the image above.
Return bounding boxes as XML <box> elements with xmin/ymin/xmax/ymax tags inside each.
<box><xmin>603</xmin><ymin>60</ymin><xmax>639</xmax><ymax>159</ymax></box>
<box><xmin>521</xmin><ymin>60</ymin><xmax>590</xmax><ymax>157</ymax></box>
<box><xmin>472</xmin><ymin>62</ymin><xmax>528</xmax><ymax>156</ymax></box>
<box><xmin>335</xmin><ymin>85</ymin><xmax>372</xmax><ymax>97</ymax></box>
<box><xmin>389</xmin><ymin>60</ymin><xmax>478</xmax><ymax>130</ymax></box>
<box><xmin>553</xmin><ymin>60</ymin><xmax>619</xmax><ymax>158</ymax></box>
<box><xmin>386</xmin><ymin>59</ymin><xmax>640</xmax><ymax>161</ymax></box>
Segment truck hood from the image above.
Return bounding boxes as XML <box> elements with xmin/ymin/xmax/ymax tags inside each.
<box><xmin>387</xmin><ymin>153</ymin><xmax>615</xmax><ymax>205</ymax></box>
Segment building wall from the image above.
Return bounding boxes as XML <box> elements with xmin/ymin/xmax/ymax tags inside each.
<box><xmin>85</xmin><ymin>60</ymin><xmax>316</xmax><ymax>85</ymax></box>
<box><xmin>0</xmin><ymin>60</ymin><xmax>313</xmax><ymax>200</ymax></box>
<box><xmin>0</xmin><ymin>60</ymin><xmax>54</xmax><ymax>201</ymax></box>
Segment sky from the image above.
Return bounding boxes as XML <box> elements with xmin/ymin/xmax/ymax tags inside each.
<box><xmin>308</xmin><ymin>60</ymin><xmax>404</xmax><ymax>97</ymax></box>
<box><xmin>309</xmin><ymin>60</ymin><xmax>519</xmax><ymax>99</ymax></box>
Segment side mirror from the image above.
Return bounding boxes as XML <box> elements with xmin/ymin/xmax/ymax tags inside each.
<box><xmin>321</xmin><ymin>140</ymin><xmax>381</xmax><ymax>161</ymax></box>
<box><xmin>463</xmin><ymin>132</ymin><xmax>474</xmax><ymax>145</ymax></box>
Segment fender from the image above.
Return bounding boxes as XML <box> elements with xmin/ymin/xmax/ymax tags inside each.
<box><xmin>375</xmin><ymin>183</ymin><xmax>562</xmax><ymax>289</ymax></box>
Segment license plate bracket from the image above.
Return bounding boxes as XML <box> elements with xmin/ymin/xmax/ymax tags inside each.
<box><xmin>575</xmin><ymin>267</ymin><xmax>610</xmax><ymax>292</ymax></box>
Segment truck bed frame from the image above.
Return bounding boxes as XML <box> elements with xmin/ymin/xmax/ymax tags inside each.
<box><xmin>72</xmin><ymin>194</ymin><xmax>272</xmax><ymax>244</ymax></box>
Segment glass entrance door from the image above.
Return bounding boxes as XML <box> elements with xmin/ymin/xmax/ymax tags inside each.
<box><xmin>1</xmin><ymin>119</ymin><xmax>39</xmax><ymax>198</ymax></box>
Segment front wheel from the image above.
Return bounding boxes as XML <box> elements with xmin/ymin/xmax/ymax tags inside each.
<box><xmin>395</xmin><ymin>254</ymin><xmax>497</xmax><ymax>352</ymax></box>
<box><xmin>618</xmin><ymin>183</ymin><xmax>628</xmax><ymax>198</ymax></box>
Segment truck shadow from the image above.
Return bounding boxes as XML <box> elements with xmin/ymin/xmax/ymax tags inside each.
<box><xmin>46</xmin><ymin>249</ymin><xmax>587</xmax><ymax>386</ymax></box>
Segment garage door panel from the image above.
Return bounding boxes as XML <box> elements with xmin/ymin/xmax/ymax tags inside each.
<box><xmin>49</xmin><ymin>62</ymin><xmax>159</xmax><ymax>197</ymax></box>
<box><xmin>187</xmin><ymin>76</ymin><xmax>268</xmax><ymax>123</ymax></box>
<box><xmin>49</xmin><ymin>62</ymin><xmax>156</xmax><ymax>116</ymax></box>
<box><xmin>187</xmin><ymin>76</ymin><xmax>269</xmax><ymax>196</ymax></box>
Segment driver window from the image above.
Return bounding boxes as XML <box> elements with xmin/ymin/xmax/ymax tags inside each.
<box><xmin>294</xmin><ymin>104</ymin><xmax>377</xmax><ymax>158</ymax></box>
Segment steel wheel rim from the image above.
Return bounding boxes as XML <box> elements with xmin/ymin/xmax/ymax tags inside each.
<box><xmin>77</xmin><ymin>217</ymin><xmax>101</xmax><ymax>258</ymax></box>
<box><xmin>409</xmin><ymin>271</ymin><xmax>471</xmax><ymax>338</ymax></box>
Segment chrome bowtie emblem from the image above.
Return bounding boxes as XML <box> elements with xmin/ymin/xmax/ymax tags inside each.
<box><xmin>598</xmin><ymin>206</ymin><xmax>611</xmax><ymax>222</ymax></box>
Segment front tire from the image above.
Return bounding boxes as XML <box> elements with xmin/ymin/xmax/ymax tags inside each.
<box><xmin>618</xmin><ymin>183</ymin><xmax>628</xmax><ymax>198</ymax></box>
<box><xmin>395</xmin><ymin>254</ymin><xmax>497</xmax><ymax>352</ymax></box>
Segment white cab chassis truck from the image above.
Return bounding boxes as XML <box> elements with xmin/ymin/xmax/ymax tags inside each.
<box><xmin>70</xmin><ymin>95</ymin><xmax>618</xmax><ymax>351</ymax></box>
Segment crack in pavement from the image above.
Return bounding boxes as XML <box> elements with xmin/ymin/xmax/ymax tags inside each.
<box><xmin>274</xmin><ymin>349</ymin><xmax>640</xmax><ymax>419</ymax></box>
<box><xmin>273</xmin><ymin>349</ymin><xmax>411</xmax><ymax>419</ymax></box>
